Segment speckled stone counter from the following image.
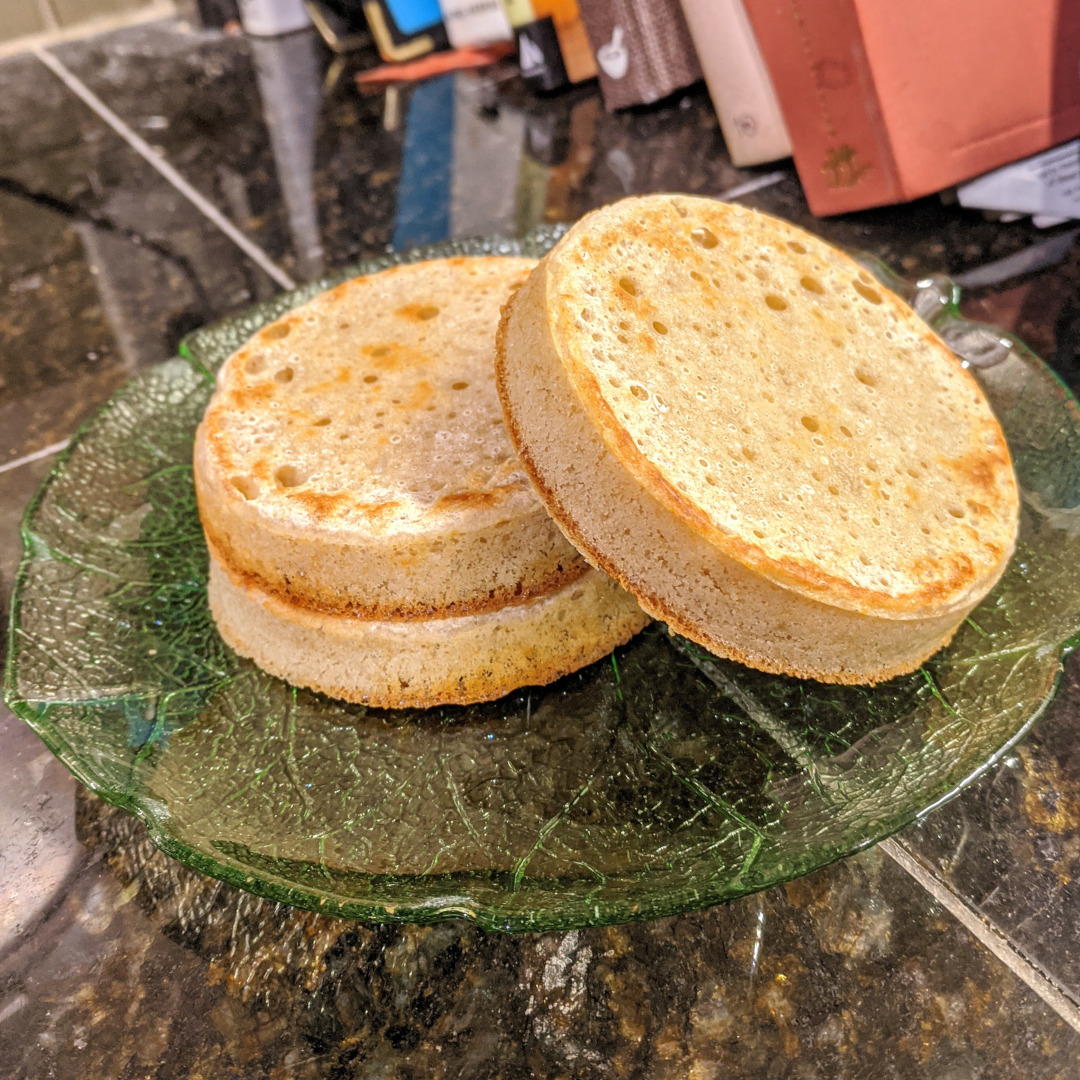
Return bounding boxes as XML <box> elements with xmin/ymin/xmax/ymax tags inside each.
<box><xmin>3</xmin><ymin>19</ymin><xmax>1080</xmax><ymax>1078</ymax></box>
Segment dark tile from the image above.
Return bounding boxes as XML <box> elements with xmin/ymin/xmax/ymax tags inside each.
<box><xmin>0</xmin><ymin>703</ymin><xmax>81</xmax><ymax>955</ymax></box>
<box><xmin>0</xmin><ymin>856</ymin><xmax>233</xmax><ymax>1080</ymax></box>
<box><xmin>903</xmin><ymin>650</ymin><xmax>1080</xmax><ymax>1003</ymax></box>
<box><xmin>53</xmin><ymin>21</ymin><xmax>337</xmax><ymax>278</ymax></box>
<box><xmin>2</xmin><ymin>791</ymin><xmax>1077</xmax><ymax>1079</ymax></box>
<box><xmin>0</xmin><ymin>52</ymin><xmax>103</xmax><ymax>171</ymax></box>
<box><xmin>0</xmin><ymin>48</ymin><xmax>281</xmax><ymax>461</ymax></box>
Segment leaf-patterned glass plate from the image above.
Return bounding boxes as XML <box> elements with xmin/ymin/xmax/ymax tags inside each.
<box><xmin>6</xmin><ymin>227</ymin><xmax>1080</xmax><ymax>932</ymax></box>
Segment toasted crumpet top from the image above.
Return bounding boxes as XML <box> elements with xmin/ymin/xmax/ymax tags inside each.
<box><xmin>201</xmin><ymin>257</ymin><xmax>541</xmax><ymax>539</ymax></box>
<box><xmin>541</xmin><ymin>195</ymin><xmax>1019</xmax><ymax>619</ymax></box>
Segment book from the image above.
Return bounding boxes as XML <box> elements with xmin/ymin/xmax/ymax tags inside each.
<box><xmin>516</xmin><ymin>16</ymin><xmax>570</xmax><ymax>92</ymax></box>
<box><xmin>363</xmin><ymin>0</ymin><xmax>450</xmax><ymax>62</ymax></box>
<box><xmin>577</xmin><ymin>0</ymin><xmax>701</xmax><ymax>111</ymax></box>
<box><xmin>438</xmin><ymin>0</ymin><xmax>513</xmax><ymax>47</ymax></box>
<box><xmin>527</xmin><ymin>0</ymin><xmax>597</xmax><ymax>83</ymax></box>
<box><xmin>744</xmin><ymin>0</ymin><xmax>1080</xmax><ymax>215</ymax></box>
<box><xmin>678</xmin><ymin>0</ymin><xmax>790</xmax><ymax>167</ymax></box>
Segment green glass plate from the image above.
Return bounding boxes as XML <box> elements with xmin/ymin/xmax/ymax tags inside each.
<box><xmin>6</xmin><ymin>227</ymin><xmax>1080</xmax><ymax>932</ymax></box>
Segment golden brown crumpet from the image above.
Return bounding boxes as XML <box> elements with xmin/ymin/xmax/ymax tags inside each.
<box><xmin>207</xmin><ymin>548</ymin><xmax>648</xmax><ymax>709</ymax></box>
<box><xmin>495</xmin><ymin>195</ymin><xmax>1019</xmax><ymax>683</ymax></box>
<box><xmin>195</xmin><ymin>257</ymin><xmax>590</xmax><ymax>620</ymax></box>
<box><xmin>195</xmin><ymin>255</ymin><xmax>649</xmax><ymax>708</ymax></box>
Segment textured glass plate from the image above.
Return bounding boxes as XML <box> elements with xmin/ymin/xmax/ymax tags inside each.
<box><xmin>6</xmin><ymin>228</ymin><xmax>1080</xmax><ymax>932</ymax></box>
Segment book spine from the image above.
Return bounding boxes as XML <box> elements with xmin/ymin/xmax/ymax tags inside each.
<box><xmin>679</xmin><ymin>0</ymin><xmax>790</xmax><ymax>167</ymax></box>
<box><xmin>501</xmin><ymin>0</ymin><xmax>535</xmax><ymax>26</ymax></box>
<box><xmin>577</xmin><ymin>0</ymin><xmax>702</xmax><ymax>111</ymax></box>
<box><xmin>363</xmin><ymin>0</ymin><xmax>449</xmax><ymax>62</ymax></box>
<box><xmin>742</xmin><ymin>0</ymin><xmax>902</xmax><ymax>214</ymax></box>
<box><xmin>529</xmin><ymin>0</ymin><xmax>597</xmax><ymax>82</ymax></box>
<box><xmin>439</xmin><ymin>0</ymin><xmax>513</xmax><ymax>47</ymax></box>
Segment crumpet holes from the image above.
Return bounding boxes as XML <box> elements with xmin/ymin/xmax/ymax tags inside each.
<box><xmin>231</xmin><ymin>475</ymin><xmax>260</xmax><ymax>500</ymax></box>
<box><xmin>765</xmin><ymin>294</ymin><xmax>788</xmax><ymax>312</ymax></box>
<box><xmin>275</xmin><ymin>464</ymin><xmax>307</xmax><ymax>488</ymax></box>
<box><xmin>948</xmin><ymin>506</ymin><xmax>966</xmax><ymax>518</ymax></box>
<box><xmin>312</xmin><ymin>417</ymin><xmax>331</xmax><ymax>427</ymax></box>
<box><xmin>275</xmin><ymin>367</ymin><xmax>295</xmax><ymax>383</ymax></box>
<box><xmin>787</xmin><ymin>241</ymin><xmax>807</xmax><ymax>254</ymax></box>
<box><xmin>630</xmin><ymin>384</ymin><xmax>650</xmax><ymax>401</ymax></box>
<box><xmin>691</xmin><ymin>227</ymin><xmax>719</xmax><ymax>249</ymax></box>
<box><xmin>853</xmin><ymin>280</ymin><xmax>883</xmax><ymax>304</ymax></box>
<box><xmin>801</xmin><ymin>416</ymin><xmax>820</xmax><ymax>432</ymax></box>
<box><xmin>451</xmin><ymin>381</ymin><xmax>469</xmax><ymax>390</ymax></box>
<box><xmin>855</xmin><ymin>369</ymin><xmax>877</xmax><ymax>388</ymax></box>
<box><xmin>263</xmin><ymin>322</ymin><xmax>291</xmax><ymax>340</ymax></box>
<box><xmin>618</xmin><ymin>277</ymin><xmax>638</xmax><ymax>296</ymax></box>
<box><xmin>416</xmin><ymin>305</ymin><xmax>440</xmax><ymax>320</ymax></box>
<box><xmin>800</xmin><ymin>275</ymin><xmax>825</xmax><ymax>294</ymax></box>
<box><xmin>244</xmin><ymin>355</ymin><xmax>266</xmax><ymax>375</ymax></box>
<box><xmin>363</xmin><ymin>374</ymin><xmax>379</xmax><ymax>384</ymax></box>
<box><xmin>653</xmin><ymin>321</ymin><xmax>668</xmax><ymax>334</ymax></box>
<box><xmin>371</xmin><ymin>345</ymin><xmax>391</xmax><ymax>358</ymax></box>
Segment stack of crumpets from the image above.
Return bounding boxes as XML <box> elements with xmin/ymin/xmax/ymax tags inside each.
<box><xmin>194</xmin><ymin>256</ymin><xmax>649</xmax><ymax>707</ymax></box>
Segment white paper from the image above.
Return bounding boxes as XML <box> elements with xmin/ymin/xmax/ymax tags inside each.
<box><xmin>439</xmin><ymin>0</ymin><xmax>513</xmax><ymax>48</ymax></box>
<box><xmin>957</xmin><ymin>140</ymin><xmax>1080</xmax><ymax>220</ymax></box>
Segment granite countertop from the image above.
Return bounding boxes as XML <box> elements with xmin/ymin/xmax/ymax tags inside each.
<box><xmin>3</xmin><ymin>18</ymin><xmax>1080</xmax><ymax>1078</ymax></box>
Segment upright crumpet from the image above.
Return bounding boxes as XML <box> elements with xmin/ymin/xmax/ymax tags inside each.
<box><xmin>195</xmin><ymin>257</ymin><xmax>590</xmax><ymax>619</ymax></box>
<box><xmin>496</xmin><ymin>195</ymin><xmax>1020</xmax><ymax>683</ymax></box>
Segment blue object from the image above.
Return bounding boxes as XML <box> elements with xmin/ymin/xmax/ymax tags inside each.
<box><xmin>392</xmin><ymin>75</ymin><xmax>454</xmax><ymax>250</ymax></box>
<box><xmin>385</xmin><ymin>0</ymin><xmax>442</xmax><ymax>35</ymax></box>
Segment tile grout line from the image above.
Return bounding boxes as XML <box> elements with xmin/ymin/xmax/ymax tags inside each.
<box><xmin>33</xmin><ymin>46</ymin><xmax>297</xmax><ymax>292</ymax></box>
<box><xmin>0</xmin><ymin>440</ymin><xmax>70</xmax><ymax>477</ymax></box>
<box><xmin>882</xmin><ymin>837</ymin><xmax>1080</xmax><ymax>1032</ymax></box>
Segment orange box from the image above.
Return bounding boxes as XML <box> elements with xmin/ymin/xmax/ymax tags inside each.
<box><xmin>744</xmin><ymin>0</ymin><xmax>1080</xmax><ymax>215</ymax></box>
